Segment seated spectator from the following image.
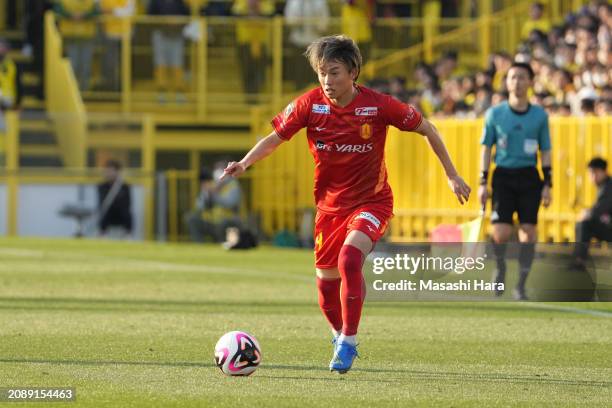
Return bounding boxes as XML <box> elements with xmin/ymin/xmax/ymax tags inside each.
<box><xmin>595</xmin><ymin>98</ymin><xmax>612</xmax><ymax>116</ymax></box>
<box><xmin>473</xmin><ymin>86</ymin><xmax>492</xmax><ymax>116</ymax></box>
<box><xmin>185</xmin><ymin>163</ymin><xmax>242</xmax><ymax>243</ymax></box>
<box><xmin>491</xmin><ymin>52</ymin><xmax>512</xmax><ymax>92</ymax></box>
<box><xmin>54</xmin><ymin>0</ymin><xmax>100</xmax><ymax>91</ymax></box>
<box><xmin>98</xmin><ymin>160</ymin><xmax>132</xmax><ymax>237</ymax></box>
<box><xmin>521</xmin><ymin>2</ymin><xmax>552</xmax><ymax>39</ymax></box>
<box><xmin>572</xmin><ymin>157</ymin><xmax>612</xmax><ymax>270</ymax></box>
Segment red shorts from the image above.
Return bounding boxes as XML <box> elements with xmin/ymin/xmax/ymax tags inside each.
<box><xmin>314</xmin><ymin>204</ymin><xmax>393</xmax><ymax>269</ymax></box>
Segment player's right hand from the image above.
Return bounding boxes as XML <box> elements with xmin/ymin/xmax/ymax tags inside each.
<box><xmin>220</xmin><ymin>161</ymin><xmax>246</xmax><ymax>181</ymax></box>
<box><xmin>477</xmin><ymin>185</ymin><xmax>488</xmax><ymax>209</ymax></box>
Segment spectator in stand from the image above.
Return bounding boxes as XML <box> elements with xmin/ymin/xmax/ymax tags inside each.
<box><xmin>23</xmin><ymin>0</ymin><xmax>52</xmax><ymax>98</ymax></box>
<box><xmin>100</xmin><ymin>0</ymin><xmax>135</xmax><ymax>92</ymax></box>
<box><xmin>284</xmin><ymin>0</ymin><xmax>330</xmax><ymax>90</ymax></box>
<box><xmin>473</xmin><ymin>86</ymin><xmax>492</xmax><ymax>117</ymax></box>
<box><xmin>491</xmin><ymin>52</ymin><xmax>512</xmax><ymax>92</ymax></box>
<box><xmin>434</xmin><ymin>51</ymin><xmax>458</xmax><ymax>84</ymax></box>
<box><xmin>341</xmin><ymin>0</ymin><xmax>374</xmax><ymax>62</ymax></box>
<box><xmin>232</xmin><ymin>0</ymin><xmax>275</xmax><ymax>104</ymax></box>
<box><xmin>148</xmin><ymin>0</ymin><xmax>190</xmax><ymax>104</ymax></box>
<box><xmin>521</xmin><ymin>2</ymin><xmax>552</xmax><ymax>39</ymax></box>
<box><xmin>595</xmin><ymin>98</ymin><xmax>612</xmax><ymax>116</ymax></box>
<box><xmin>0</xmin><ymin>39</ymin><xmax>22</xmax><ymax>114</ymax></box>
<box><xmin>98</xmin><ymin>160</ymin><xmax>133</xmax><ymax>238</ymax></box>
<box><xmin>54</xmin><ymin>0</ymin><xmax>100</xmax><ymax>91</ymax></box>
<box><xmin>571</xmin><ymin>157</ymin><xmax>612</xmax><ymax>270</ymax></box>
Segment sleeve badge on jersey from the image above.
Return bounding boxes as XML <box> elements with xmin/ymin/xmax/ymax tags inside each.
<box><xmin>360</xmin><ymin>123</ymin><xmax>372</xmax><ymax>140</ymax></box>
<box><xmin>283</xmin><ymin>101</ymin><xmax>295</xmax><ymax>120</ymax></box>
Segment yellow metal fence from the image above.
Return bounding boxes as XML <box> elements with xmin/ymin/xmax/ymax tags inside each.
<box><xmin>251</xmin><ymin>114</ymin><xmax>612</xmax><ymax>243</ymax></box>
<box><xmin>50</xmin><ymin>10</ymin><xmax>546</xmax><ymax>122</ymax></box>
<box><xmin>45</xmin><ymin>11</ymin><xmax>88</xmax><ymax>168</ymax></box>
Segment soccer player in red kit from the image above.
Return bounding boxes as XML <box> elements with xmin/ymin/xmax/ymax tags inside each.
<box><xmin>222</xmin><ymin>35</ymin><xmax>470</xmax><ymax>373</ymax></box>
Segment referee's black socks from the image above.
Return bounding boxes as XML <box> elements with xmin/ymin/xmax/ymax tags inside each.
<box><xmin>518</xmin><ymin>243</ymin><xmax>536</xmax><ymax>290</ymax></box>
<box><xmin>493</xmin><ymin>242</ymin><xmax>507</xmax><ymax>284</ymax></box>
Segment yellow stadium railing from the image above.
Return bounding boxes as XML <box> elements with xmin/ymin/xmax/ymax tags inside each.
<box><xmin>251</xmin><ymin>112</ymin><xmax>612</xmax><ymax>243</ymax></box>
<box><xmin>0</xmin><ymin>111</ymin><xmax>19</xmax><ymax>236</ymax></box>
<box><xmin>51</xmin><ymin>12</ymin><xmax>532</xmax><ymax>123</ymax></box>
<box><xmin>45</xmin><ymin>11</ymin><xmax>87</xmax><ymax>168</ymax></box>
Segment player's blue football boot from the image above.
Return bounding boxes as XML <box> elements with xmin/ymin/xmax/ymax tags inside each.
<box><xmin>329</xmin><ymin>341</ymin><xmax>358</xmax><ymax>374</ymax></box>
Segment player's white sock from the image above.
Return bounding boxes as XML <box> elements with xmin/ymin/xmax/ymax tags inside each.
<box><xmin>332</xmin><ymin>329</ymin><xmax>341</xmax><ymax>338</ymax></box>
<box><xmin>338</xmin><ymin>334</ymin><xmax>357</xmax><ymax>345</ymax></box>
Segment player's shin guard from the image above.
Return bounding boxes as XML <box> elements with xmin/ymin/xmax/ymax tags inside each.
<box><xmin>316</xmin><ymin>277</ymin><xmax>342</xmax><ymax>333</ymax></box>
<box><xmin>518</xmin><ymin>243</ymin><xmax>536</xmax><ymax>290</ymax></box>
<box><xmin>338</xmin><ymin>245</ymin><xmax>365</xmax><ymax>336</ymax></box>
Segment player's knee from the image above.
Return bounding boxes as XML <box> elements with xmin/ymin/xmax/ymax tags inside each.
<box><xmin>338</xmin><ymin>245</ymin><xmax>361</xmax><ymax>270</ymax></box>
<box><xmin>519</xmin><ymin>224</ymin><xmax>537</xmax><ymax>242</ymax></box>
<box><xmin>316</xmin><ymin>268</ymin><xmax>340</xmax><ymax>280</ymax></box>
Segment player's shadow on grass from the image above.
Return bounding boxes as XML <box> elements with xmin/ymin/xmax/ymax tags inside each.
<box><xmin>0</xmin><ymin>358</ymin><xmax>608</xmax><ymax>388</ymax></box>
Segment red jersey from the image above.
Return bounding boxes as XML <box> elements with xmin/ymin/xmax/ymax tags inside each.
<box><xmin>271</xmin><ymin>85</ymin><xmax>423</xmax><ymax>215</ymax></box>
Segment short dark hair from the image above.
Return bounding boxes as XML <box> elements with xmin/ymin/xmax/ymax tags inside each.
<box><xmin>105</xmin><ymin>159</ymin><xmax>121</xmax><ymax>170</ymax></box>
<box><xmin>199</xmin><ymin>167</ymin><xmax>213</xmax><ymax>182</ymax></box>
<box><xmin>587</xmin><ymin>157</ymin><xmax>607</xmax><ymax>171</ymax></box>
<box><xmin>305</xmin><ymin>35</ymin><xmax>363</xmax><ymax>81</ymax></box>
<box><xmin>509</xmin><ymin>62</ymin><xmax>535</xmax><ymax>80</ymax></box>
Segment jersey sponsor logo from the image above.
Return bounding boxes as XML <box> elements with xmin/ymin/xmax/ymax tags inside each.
<box><xmin>335</xmin><ymin>143</ymin><xmax>373</xmax><ymax>153</ymax></box>
<box><xmin>360</xmin><ymin>123</ymin><xmax>372</xmax><ymax>140</ymax></box>
<box><xmin>315</xmin><ymin>140</ymin><xmax>332</xmax><ymax>152</ymax></box>
<box><xmin>355</xmin><ymin>211</ymin><xmax>381</xmax><ymax>229</ymax></box>
<box><xmin>355</xmin><ymin>107</ymin><xmax>378</xmax><ymax>116</ymax></box>
<box><xmin>315</xmin><ymin>126</ymin><xmax>326</xmax><ymax>132</ymax></box>
<box><xmin>312</xmin><ymin>104</ymin><xmax>331</xmax><ymax>114</ymax></box>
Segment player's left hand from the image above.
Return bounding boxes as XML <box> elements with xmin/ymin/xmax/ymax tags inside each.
<box><xmin>541</xmin><ymin>185</ymin><xmax>551</xmax><ymax>208</ymax></box>
<box><xmin>448</xmin><ymin>175</ymin><xmax>471</xmax><ymax>205</ymax></box>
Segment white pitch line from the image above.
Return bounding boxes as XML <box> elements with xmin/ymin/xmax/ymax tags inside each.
<box><xmin>522</xmin><ymin>302</ymin><xmax>612</xmax><ymax>318</ymax></box>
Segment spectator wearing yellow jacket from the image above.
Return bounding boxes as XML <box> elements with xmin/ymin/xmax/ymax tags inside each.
<box><xmin>521</xmin><ymin>2</ymin><xmax>552</xmax><ymax>39</ymax></box>
<box><xmin>232</xmin><ymin>0</ymin><xmax>275</xmax><ymax>104</ymax></box>
<box><xmin>341</xmin><ymin>0</ymin><xmax>374</xmax><ymax>62</ymax></box>
<box><xmin>0</xmin><ymin>40</ymin><xmax>22</xmax><ymax>112</ymax></box>
<box><xmin>54</xmin><ymin>0</ymin><xmax>100</xmax><ymax>91</ymax></box>
<box><xmin>100</xmin><ymin>0</ymin><xmax>135</xmax><ymax>91</ymax></box>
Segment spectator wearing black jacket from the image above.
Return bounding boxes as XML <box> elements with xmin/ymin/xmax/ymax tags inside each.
<box><xmin>573</xmin><ymin>157</ymin><xmax>612</xmax><ymax>268</ymax></box>
<box><xmin>97</xmin><ymin>160</ymin><xmax>133</xmax><ymax>237</ymax></box>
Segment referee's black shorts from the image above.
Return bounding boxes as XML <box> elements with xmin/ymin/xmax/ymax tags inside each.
<box><xmin>491</xmin><ymin>166</ymin><xmax>543</xmax><ymax>225</ymax></box>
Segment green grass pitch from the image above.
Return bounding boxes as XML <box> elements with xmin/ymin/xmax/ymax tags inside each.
<box><xmin>0</xmin><ymin>238</ymin><xmax>610</xmax><ymax>407</ymax></box>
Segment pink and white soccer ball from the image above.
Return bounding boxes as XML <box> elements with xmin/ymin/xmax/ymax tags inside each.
<box><xmin>214</xmin><ymin>331</ymin><xmax>262</xmax><ymax>376</ymax></box>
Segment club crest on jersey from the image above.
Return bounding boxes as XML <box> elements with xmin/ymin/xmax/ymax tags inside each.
<box><xmin>315</xmin><ymin>232</ymin><xmax>323</xmax><ymax>252</ymax></box>
<box><xmin>360</xmin><ymin>123</ymin><xmax>372</xmax><ymax>140</ymax></box>
<box><xmin>355</xmin><ymin>212</ymin><xmax>381</xmax><ymax>229</ymax></box>
<box><xmin>355</xmin><ymin>107</ymin><xmax>378</xmax><ymax>116</ymax></box>
<box><xmin>312</xmin><ymin>104</ymin><xmax>330</xmax><ymax>114</ymax></box>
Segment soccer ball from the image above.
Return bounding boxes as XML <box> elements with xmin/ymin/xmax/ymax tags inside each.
<box><xmin>214</xmin><ymin>331</ymin><xmax>262</xmax><ymax>376</ymax></box>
